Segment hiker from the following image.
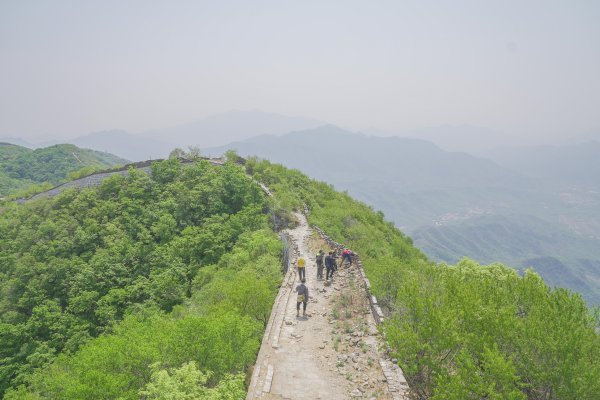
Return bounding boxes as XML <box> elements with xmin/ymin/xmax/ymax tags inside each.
<box><xmin>325</xmin><ymin>251</ymin><xmax>335</xmax><ymax>280</ymax></box>
<box><xmin>342</xmin><ymin>248</ymin><xmax>353</xmax><ymax>267</ymax></box>
<box><xmin>297</xmin><ymin>257</ymin><xmax>306</xmax><ymax>281</ymax></box>
<box><xmin>296</xmin><ymin>279</ymin><xmax>309</xmax><ymax>317</ymax></box>
<box><xmin>332</xmin><ymin>251</ymin><xmax>338</xmax><ymax>271</ymax></box>
<box><xmin>316</xmin><ymin>250</ymin><xmax>325</xmax><ymax>279</ymax></box>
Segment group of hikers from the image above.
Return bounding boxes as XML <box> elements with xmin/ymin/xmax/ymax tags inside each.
<box><xmin>295</xmin><ymin>248</ymin><xmax>354</xmax><ymax>317</ymax></box>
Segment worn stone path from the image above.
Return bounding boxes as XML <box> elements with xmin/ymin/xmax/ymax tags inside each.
<box><xmin>247</xmin><ymin>212</ymin><xmax>410</xmax><ymax>400</ymax></box>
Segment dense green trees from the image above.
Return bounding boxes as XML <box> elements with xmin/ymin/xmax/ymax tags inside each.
<box><xmin>245</xmin><ymin>158</ymin><xmax>600</xmax><ymax>399</ymax></box>
<box><xmin>2</xmin><ymin>155</ymin><xmax>599</xmax><ymax>399</ymax></box>
<box><xmin>6</xmin><ymin>313</ymin><xmax>260</xmax><ymax>399</ymax></box>
<box><xmin>0</xmin><ymin>159</ymin><xmax>282</xmax><ymax>398</ymax></box>
<box><xmin>380</xmin><ymin>259</ymin><xmax>600</xmax><ymax>399</ymax></box>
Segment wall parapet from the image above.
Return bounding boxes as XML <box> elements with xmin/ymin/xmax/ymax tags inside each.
<box><xmin>311</xmin><ymin>225</ymin><xmax>386</xmax><ymax>324</ymax></box>
<box><xmin>17</xmin><ymin>157</ymin><xmax>224</xmax><ymax>203</ymax></box>
<box><xmin>309</xmin><ymin>217</ymin><xmax>411</xmax><ymax>398</ymax></box>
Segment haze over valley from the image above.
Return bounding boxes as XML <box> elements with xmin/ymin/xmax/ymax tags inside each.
<box><xmin>4</xmin><ymin>113</ymin><xmax>600</xmax><ymax>304</ymax></box>
<box><xmin>202</xmin><ymin>123</ymin><xmax>600</xmax><ymax>304</ymax></box>
<box><xmin>2</xmin><ymin>2</ymin><xmax>600</xmax><ymax>398</ymax></box>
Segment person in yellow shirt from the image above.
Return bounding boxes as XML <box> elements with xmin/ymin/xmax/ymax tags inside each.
<box><xmin>297</xmin><ymin>257</ymin><xmax>306</xmax><ymax>281</ymax></box>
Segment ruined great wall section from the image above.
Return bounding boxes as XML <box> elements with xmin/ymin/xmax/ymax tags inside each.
<box><xmin>309</xmin><ymin>214</ymin><xmax>411</xmax><ymax>397</ymax></box>
<box><xmin>247</xmin><ymin>209</ymin><xmax>410</xmax><ymax>400</ymax></box>
<box><xmin>14</xmin><ymin>158</ymin><xmax>411</xmax><ymax>399</ymax></box>
<box><xmin>23</xmin><ymin>167</ymin><xmax>153</xmax><ymax>202</ymax></box>
<box><xmin>18</xmin><ymin>158</ymin><xmax>224</xmax><ymax>203</ymax></box>
<box><xmin>310</xmin><ymin>224</ymin><xmax>410</xmax><ymax>393</ymax></box>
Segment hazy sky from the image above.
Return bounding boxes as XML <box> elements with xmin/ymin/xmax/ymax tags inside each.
<box><xmin>1</xmin><ymin>0</ymin><xmax>599</xmax><ymax>142</ymax></box>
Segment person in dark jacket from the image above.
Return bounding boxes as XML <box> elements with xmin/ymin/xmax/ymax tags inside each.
<box><xmin>296</xmin><ymin>279</ymin><xmax>309</xmax><ymax>317</ymax></box>
<box><xmin>325</xmin><ymin>252</ymin><xmax>335</xmax><ymax>281</ymax></box>
<box><xmin>316</xmin><ymin>250</ymin><xmax>325</xmax><ymax>279</ymax></box>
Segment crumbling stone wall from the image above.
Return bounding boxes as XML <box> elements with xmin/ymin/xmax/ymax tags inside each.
<box><xmin>19</xmin><ymin>158</ymin><xmax>224</xmax><ymax>203</ymax></box>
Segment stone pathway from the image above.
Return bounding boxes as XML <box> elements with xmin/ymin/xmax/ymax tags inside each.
<box><xmin>247</xmin><ymin>212</ymin><xmax>410</xmax><ymax>400</ymax></box>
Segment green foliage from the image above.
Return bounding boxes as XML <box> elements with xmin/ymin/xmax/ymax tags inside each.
<box><xmin>5</xmin><ymin>312</ymin><xmax>258</xmax><ymax>400</ymax></box>
<box><xmin>0</xmin><ymin>143</ymin><xmax>126</xmax><ymax>196</ymax></box>
<box><xmin>5</xmin><ymin>181</ymin><xmax>54</xmax><ymax>200</ymax></box>
<box><xmin>169</xmin><ymin>146</ymin><xmax>202</xmax><ymax>161</ymax></box>
<box><xmin>380</xmin><ymin>260</ymin><xmax>600</xmax><ymax>399</ymax></box>
<box><xmin>169</xmin><ymin>148</ymin><xmax>186</xmax><ymax>159</ymax></box>
<box><xmin>5</xmin><ymin>155</ymin><xmax>599</xmax><ymax>399</ymax></box>
<box><xmin>0</xmin><ymin>159</ymin><xmax>280</xmax><ymax>398</ymax></box>
<box><xmin>246</xmin><ymin>159</ymin><xmax>600</xmax><ymax>399</ymax></box>
<box><xmin>413</xmin><ymin>214</ymin><xmax>600</xmax><ymax>305</ymax></box>
<box><xmin>140</xmin><ymin>362</ymin><xmax>245</xmax><ymax>400</ymax></box>
<box><xmin>190</xmin><ymin>229</ymin><xmax>283</xmax><ymax>326</ymax></box>
<box><xmin>67</xmin><ymin>165</ymin><xmax>108</xmax><ymax>181</ymax></box>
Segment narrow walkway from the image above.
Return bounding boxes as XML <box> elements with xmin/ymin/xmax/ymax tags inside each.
<box><xmin>247</xmin><ymin>212</ymin><xmax>409</xmax><ymax>400</ymax></box>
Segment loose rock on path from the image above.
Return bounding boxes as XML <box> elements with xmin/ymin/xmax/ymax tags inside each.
<box><xmin>247</xmin><ymin>212</ymin><xmax>410</xmax><ymax>400</ymax></box>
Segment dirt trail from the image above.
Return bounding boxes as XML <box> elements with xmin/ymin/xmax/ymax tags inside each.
<box><xmin>247</xmin><ymin>212</ymin><xmax>409</xmax><ymax>400</ymax></box>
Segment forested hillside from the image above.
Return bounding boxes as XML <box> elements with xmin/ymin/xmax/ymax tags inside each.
<box><xmin>246</xmin><ymin>158</ymin><xmax>600</xmax><ymax>399</ymax></box>
<box><xmin>1</xmin><ymin>157</ymin><xmax>599</xmax><ymax>399</ymax></box>
<box><xmin>0</xmin><ymin>143</ymin><xmax>126</xmax><ymax>197</ymax></box>
<box><xmin>413</xmin><ymin>213</ymin><xmax>600</xmax><ymax>304</ymax></box>
<box><xmin>0</xmin><ymin>159</ymin><xmax>282</xmax><ymax>398</ymax></box>
<box><xmin>206</xmin><ymin>126</ymin><xmax>600</xmax><ymax>305</ymax></box>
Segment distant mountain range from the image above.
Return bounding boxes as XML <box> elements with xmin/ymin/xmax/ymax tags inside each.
<box><xmin>0</xmin><ymin>132</ymin><xmax>166</xmax><ymax>162</ymax></box>
<box><xmin>68</xmin><ymin>130</ymin><xmax>170</xmax><ymax>161</ymax></box>
<box><xmin>0</xmin><ymin>110</ymin><xmax>324</xmax><ymax>161</ymax></box>
<box><xmin>143</xmin><ymin>109</ymin><xmax>323</xmax><ymax>150</ymax></box>
<box><xmin>205</xmin><ymin>125</ymin><xmax>541</xmax><ymax>230</ymax></box>
<box><xmin>483</xmin><ymin>142</ymin><xmax>600</xmax><ymax>187</ymax></box>
<box><xmin>0</xmin><ymin>137</ymin><xmax>36</xmax><ymax>148</ymax></box>
<box><xmin>205</xmin><ymin>125</ymin><xmax>600</xmax><ymax>304</ymax></box>
<box><xmin>3</xmin><ymin>112</ymin><xmax>600</xmax><ymax>303</ymax></box>
<box><xmin>365</xmin><ymin>125</ymin><xmax>517</xmax><ymax>154</ymax></box>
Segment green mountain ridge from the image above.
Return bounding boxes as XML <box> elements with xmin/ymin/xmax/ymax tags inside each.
<box><xmin>208</xmin><ymin>125</ymin><xmax>533</xmax><ymax>191</ymax></box>
<box><xmin>0</xmin><ymin>143</ymin><xmax>127</xmax><ymax>197</ymax></box>
<box><xmin>413</xmin><ymin>213</ymin><xmax>600</xmax><ymax>303</ymax></box>
<box><xmin>0</xmin><ymin>157</ymin><xmax>598</xmax><ymax>399</ymax></box>
<box><xmin>205</xmin><ymin>126</ymin><xmax>600</xmax><ymax>305</ymax></box>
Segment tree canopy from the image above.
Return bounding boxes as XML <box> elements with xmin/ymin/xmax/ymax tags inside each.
<box><xmin>0</xmin><ymin>143</ymin><xmax>126</xmax><ymax>197</ymax></box>
<box><xmin>246</xmin><ymin>157</ymin><xmax>600</xmax><ymax>399</ymax></box>
<box><xmin>1</xmin><ymin>156</ymin><xmax>599</xmax><ymax>399</ymax></box>
<box><xmin>0</xmin><ymin>159</ymin><xmax>282</xmax><ymax>398</ymax></box>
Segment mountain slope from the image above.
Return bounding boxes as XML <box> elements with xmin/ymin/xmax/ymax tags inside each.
<box><xmin>1</xmin><ymin>158</ymin><xmax>599</xmax><ymax>399</ymax></box>
<box><xmin>68</xmin><ymin>130</ymin><xmax>171</xmax><ymax>161</ymax></box>
<box><xmin>208</xmin><ymin>124</ymin><xmax>531</xmax><ymax>192</ymax></box>
<box><xmin>0</xmin><ymin>138</ymin><xmax>36</xmax><ymax>148</ymax></box>
<box><xmin>205</xmin><ymin>125</ymin><xmax>543</xmax><ymax>232</ymax></box>
<box><xmin>55</xmin><ymin>111</ymin><xmax>323</xmax><ymax>161</ymax></box>
<box><xmin>413</xmin><ymin>213</ymin><xmax>600</xmax><ymax>303</ymax></box>
<box><xmin>483</xmin><ymin>141</ymin><xmax>600</xmax><ymax>187</ymax></box>
<box><xmin>0</xmin><ymin>159</ymin><xmax>279</xmax><ymax>398</ymax></box>
<box><xmin>366</xmin><ymin>124</ymin><xmax>515</xmax><ymax>154</ymax></box>
<box><xmin>144</xmin><ymin>109</ymin><xmax>323</xmax><ymax>149</ymax></box>
<box><xmin>0</xmin><ymin>143</ymin><xmax>127</xmax><ymax>196</ymax></box>
<box><xmin>247</xmin><ymin>158</ymin><xmax>600</xmax><ymax>399</ymax></box>
<box><xmin>206</xmin><ymin>125</ymin><xmax>600</xmax><ymax>304</ymax></box>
